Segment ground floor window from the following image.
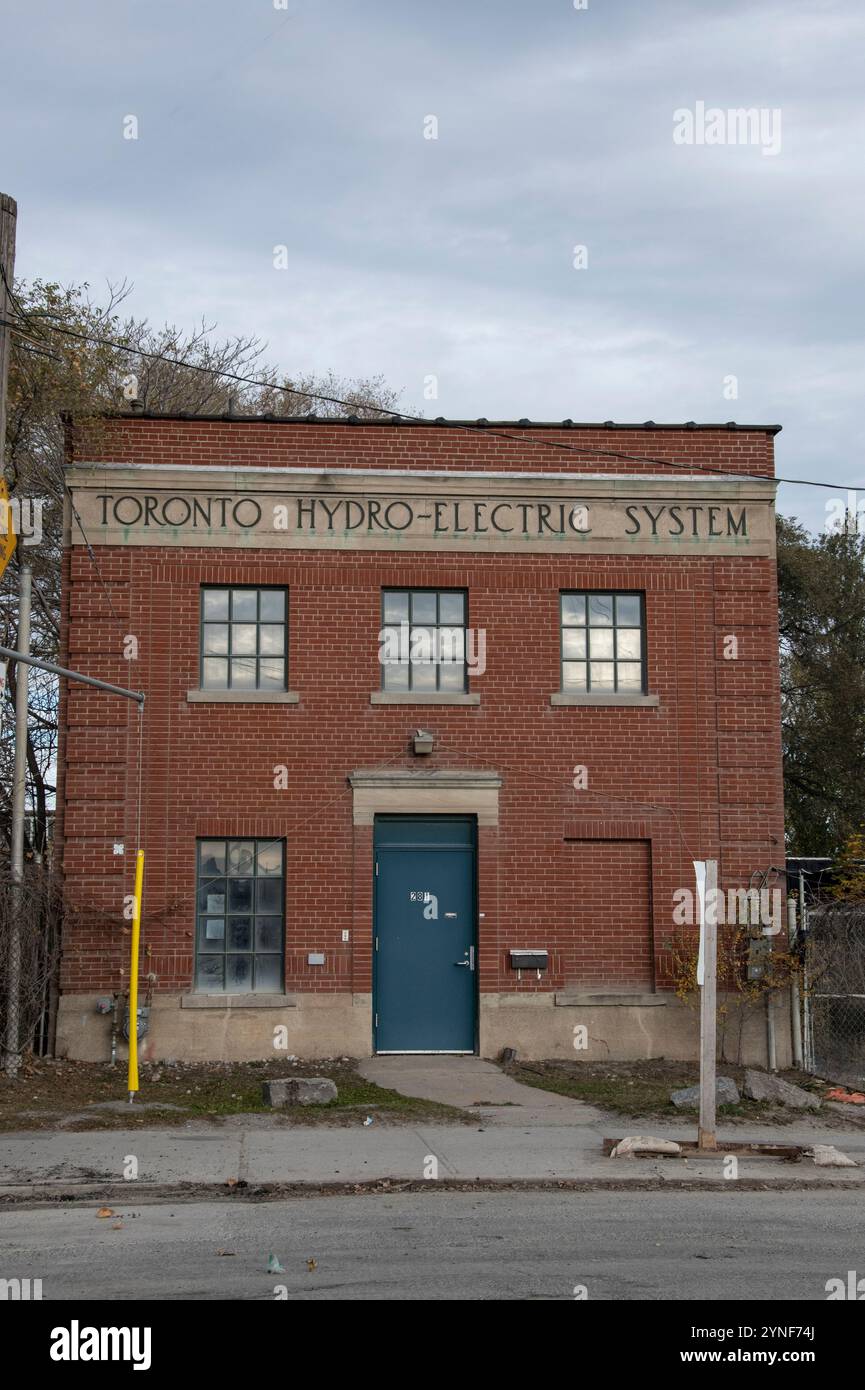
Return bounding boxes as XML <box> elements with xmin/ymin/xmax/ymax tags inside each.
<box><xmin>195</xmin><ymin>838</ymin><xmax>285</xmax><ymax>992</ymax></box>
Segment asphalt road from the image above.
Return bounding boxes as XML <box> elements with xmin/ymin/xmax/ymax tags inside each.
<box><xmin>2</xmin><ymin>1189</ymin><xmax>862</xmax><ymax>1300</ymax></box>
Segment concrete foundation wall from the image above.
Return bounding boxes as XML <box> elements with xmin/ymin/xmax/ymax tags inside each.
<box><xmin>480</xmin><ymin>992</ymin><xmax>792</xmax><ymax>1067</ymax></box>
<box><xmin>56</xmin><ymin>993</ymin><xmax>374</xmax><ymax>1064</ymax></box>
<box><xmin>57</xmin><ymin>989</ymin><xmax>792</xmax><ymax>1069</ymax></box>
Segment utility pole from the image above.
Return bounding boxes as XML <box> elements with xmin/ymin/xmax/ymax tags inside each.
<box><xmin>0</xmin><ymin>193</ymin><xmax>16</xmax><ymax>447</ymax></box>
<box><xmin>1</xmin><ymin>191</ymin><xmax>21</xmax><ymax>1079</ymax></box>
<box><xmin>6</xmin><ymin>564</ymin><xmax>31</xmax><ymax>1077</ymax></box>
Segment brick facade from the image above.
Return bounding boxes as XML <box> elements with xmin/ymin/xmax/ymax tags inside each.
<box><xmin>55</xmin><ymin>416</ymin><xmax>787</xmax><ymax>1064</ymax></box>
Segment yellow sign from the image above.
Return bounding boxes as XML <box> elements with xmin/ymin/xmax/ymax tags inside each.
<box><xmin>0</xmin><ymin>480</ymin><xmax>16</xmax><ymax>579</ymax></box>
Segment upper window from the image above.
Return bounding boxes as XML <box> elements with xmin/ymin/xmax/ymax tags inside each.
<box><xmin>196</xmin><ymin>838</ymin><xmax>285</xmax><ymax>993</ymax></box>
<box><xmin>200</xmin><ymin>587</ymin><xmax>287</xmax><ymax>691</ymax></box>
<box><xmin>380</xmin><ymin>589</ymin><xmax>467</xmax><ymax>692</ymax></box>
<box><xmin>560</xmin><ymin>592</ymin><xmax>645</xmax><ymax>693</ymax></box>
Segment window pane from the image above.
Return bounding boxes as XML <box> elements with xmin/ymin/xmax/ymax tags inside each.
<box><xmin>198</xmin><ymin>880</ymin><xmax>226</xmax><ymax>913</ymax></box>
<box><xmin>589</xmin><ymin>661</ymin><xmax>615</xmax><ymax>688</ymax></box>
<box><xmin>228</xmin><ymin>917</ymin><xmax>253</xmax><ymax>951</ymax></box>
<box><xmin>231</xmin><ymin>590</ymin><xmax>257</xmax><ymax>621</ymax></box>
<box><xmin>231</xmin><ymin>658</ymin><xmax>256</xmax><ymax>689</ymax></box>
<box><xmin>198</xmin><ymin>918</ymin><xmax>224</xmax><ymax>950</ymax></box>
<box><xmin>258</xmin><ymin>659</ymin><xmax>285</xmax><ymax>690</ymax></box>
<box><xmin>410</xmin><ymin>626</ymin><xmax>435</xmax><ymax>664</ymax></box>
<box><xmin>198</xmin><ymin>841</ymin><xmax>226</xmax><ymax>875</ymax></box>
<box><xmin>257</xmin><ymin>843</ymin><xmax>283</xmax><ymax>876</ymax></box>
<box><xmin>203</xmin><ymin>589</ymin><xmax>229</xmax><ymax>621</ymax></box>
<box><xmin>228</xmin><ymin>842</ymin><xmax>255</xmax><ymax>875</ymax></box>
<box><xmin>202</xmin><ymin>657</ymin><xmax>228</xmax><ymax>689</ymax></box>
<box><xmin>588</xmin><ymin>628</ymin><xmax>614</xmax><ymax>659</ymax></box>
<box><xmin>562</xmin><ymin>661</ymin><xmax>587</xmax><ymax>690</ymax></box>
<box><xmin>259</xmin><ymin>625</ymin><xmax>285</xmax><ymax>655</ymax></box>
<box><xmin>411</xmin><ymin>592</ymin><xmax>437</xmax><ymax>623</ymax></box>
<box><xmin>256</xmin><ymin>878</ymin><xmax>282</xmax><ymax>913</ymax></box>
<box><xmin>228</xmin><ymin>878</ymin><xmax>254</xmax><ymax>912</ymax></box>
<box><xmin>561</xmin><ymin>594</ymin><xmax>586</xmax><ymax>625</ymax></box>
<box><xmin>197</xmin><ymin>956</ymin><xmax>224</xmax><ymax>991</ymax></box>
<box><xmin>588</xmin><ymin>595</ymin><xmax>614</xmax><ymax>625</ymax></box>
<box><xmin>617</xmin><ymin>629</ymin><xmax>642</xmax><ymax>659</ymax></box>
<box><xmin>616</xmin><ymin>595</ymin><xmax>642</xmax><ymax>626</ymax></box>
<box><xmin>438</xmin><ymin>661</ymin><xmax>465</xmax><ymax>691</ymax></box>
<box><xmin>439</xmin><ymin>592</ymin><xmax>465</xmax><ymax>623</ymax></box>
<box><xmin>233</xmin><ymin>623</ymin><xmax>257</xmax><ymax>655</ymax></box>
<box><xmin>410</xmin><ymin>661</ymin><xmax>437</xmax><ymax>691</ymax></box>
<box><xmin>254</xmin><ymin>955</ymin><xmax>283</xmax><ymax>991</ymax></box>
<box><xmin>437</xmin><ymin>627</ymin><xmax>464</xmax><ymax>663</ymax></box>
<box><xmin>259</xmin><ymin>590</ymin><xmax>285</xmax><ymax>621</ymax></box>
<box><xmin>617</xmin><ymin>662</ymin><xmax>643</xmax><ymax>691</ymax></box>
<box><xmin>227</xmin><ymin>955</ymin><xmax>252</xmax><ymax>990</ymax></box>
<box><xmin>383</xmin><ymin>591</ymin><xmax>409</xmax><ymax>623</ymax></box>
<box><xmin>562</xmin><ymin>628</ymin><xmax>587</xmax><ymax>659</ymax></box>
<box><xmin>383</xmin><ymin>661</ymin><xmax>409</xmax><ymax>690</ymax></box>
<box><xmin>203</xmin><ymin>624</ymin><xmax>229</xmax><ymax>655</ymax></box>
<box><xmin>256</xmin><ymin>916</ymin><xmax>282</xmax><ymax>951</ymax></box>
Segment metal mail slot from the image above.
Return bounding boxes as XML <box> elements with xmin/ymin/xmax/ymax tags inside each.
<box><xmin>509</xmin><ymin>949</ymin><xmax>548</xmax><ymax>971</ymax></box>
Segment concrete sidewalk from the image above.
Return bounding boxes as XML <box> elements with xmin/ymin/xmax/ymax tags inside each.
<box><xmin>2</xmin><ymin>1117</ymin><xmax>863</xmax><ymax>1196</ymax></box>
<box><xmin>2</xmin><ymin>1057</ymin><xmax>862</xmax><ymax>1197</ymax></box>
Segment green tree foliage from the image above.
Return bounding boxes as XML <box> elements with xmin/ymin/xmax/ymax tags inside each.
<box><xmin>778</xmin><ymin>514</ymin><xmax>865</xmax><ymax>855</ymax></box>
<box><xmin>827</xmin><ymin>829</ymin><xmax>865</xmax><ymax>900</ymax></box>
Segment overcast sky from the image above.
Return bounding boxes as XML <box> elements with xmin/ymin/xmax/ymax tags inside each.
<box><xmin>4</xmin><ymin>0</ymin><xmax>865</xmax><ymax>529</ymax></box>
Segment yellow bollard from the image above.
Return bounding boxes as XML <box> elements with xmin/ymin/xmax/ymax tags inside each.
<box><xmin>127</xmin><ymin>849</ymin><xmax>145</xmax><ymax>1099</ymax></box>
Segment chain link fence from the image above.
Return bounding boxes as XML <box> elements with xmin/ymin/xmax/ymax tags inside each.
<box><xmin>0</xmin><ymin>866</ymin><xmax>63</xmax><ymax>1063</ymax></box>
<box><xmin>804</xmin><ymin>901</ymin><xmax>865</xmax><ymax>1090</ymax></box>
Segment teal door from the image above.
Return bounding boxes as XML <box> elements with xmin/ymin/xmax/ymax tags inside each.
<box><xmin>374</xmin><ymin>817</ymin><xmax>477</xmax><ymax>1053</ymax></box>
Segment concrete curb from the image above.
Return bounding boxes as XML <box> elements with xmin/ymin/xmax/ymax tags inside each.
<box><xmin>1</xmin><ymin>1174</ymin><xmax>863</xmax><ymax>1207</ymax></box>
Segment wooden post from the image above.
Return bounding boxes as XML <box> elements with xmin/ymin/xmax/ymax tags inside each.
<box><xmin>698</xmin><ymin>858</ymin><xmax>718</xmax><ymax>1151</ymax></box>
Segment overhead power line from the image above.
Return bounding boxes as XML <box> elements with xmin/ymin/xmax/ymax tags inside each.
<box><xmin>0</xmin><ymin>278</ymin><xmax>857</xmax><ymax>495</ymax></box>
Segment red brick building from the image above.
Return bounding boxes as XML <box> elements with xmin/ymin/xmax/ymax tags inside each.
<box><xmin>56</xmin><ymin>415</ymin><xmax>788</xmax><ymax>1064</ymax></box>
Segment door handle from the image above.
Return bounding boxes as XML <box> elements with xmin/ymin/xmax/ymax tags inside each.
<box><xmin>455</xmin><ymin>947</ymin><xmax>475</xmax><ymax>970</ymax></box>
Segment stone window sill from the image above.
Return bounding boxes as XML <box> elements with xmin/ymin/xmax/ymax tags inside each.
<box><xmin>550</xmin><ymin>692</ymin><xmax>660</xmax><ymax>708</ymax></box>
<box><xmin>187</xmin><ymin>690</ymin><xmax>300</xmax><ymax>704</ymax></box>
<box><xmin>554</xmin><ymin>992</ymin><xmax>667</xmax><ymax>1007</ymax></box>
<box><xmin>370</xmin><ymin>692</ymin><xmax>480</xmax><ymax>706</ymax></box>
<box><xmin>181</xmin><ymin>993</ymin><xmax>297</xmax><ymax>1010</ymax></box>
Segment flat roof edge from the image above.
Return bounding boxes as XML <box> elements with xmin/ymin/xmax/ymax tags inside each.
<box><xmin>86</xmin><ymin>411</ymin><xmax>783</xmax><ymax>436</ymax></box>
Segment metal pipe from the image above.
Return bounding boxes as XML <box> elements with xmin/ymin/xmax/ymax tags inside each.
<box><xmin>788</xmin><ymin>895</ymin><xmax>803</xmax><ymax>1067</ymax></box>
<box><xmin>0</xmin><ymin>645</ymin><xmax>144</xmax><ymax>704</ymax></box>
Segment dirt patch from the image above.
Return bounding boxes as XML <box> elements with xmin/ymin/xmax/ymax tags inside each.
<box><xmin>503</xmin><ymin>1058</ymin><xmax>859</xmax><ymax>1127</ymax></box>
<box><xmin>0</xmin><ymin>1058</ymin><xmax>471</xmax><ymax>1131</ymax></box>
<box><xmin>3</xmin><ymin>1176</ymin><xmax>863</xmax><ymax>1208</ymax></box>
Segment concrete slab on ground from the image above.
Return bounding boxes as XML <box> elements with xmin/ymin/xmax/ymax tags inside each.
<box><xmin>357</xmin><ymin>1055</ymin><xmax>607</xmax><ymax>1125</ymax></box>
<box><xmin>1</xmin><ymin>1119</ymin><xmax>862</xmax><ymax>1193</ymax></box>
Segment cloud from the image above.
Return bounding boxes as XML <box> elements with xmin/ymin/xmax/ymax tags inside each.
<box><xmin>4</xmin><ymin>0</ymin><xmax>865</xmax><ymax>530</ymax></box>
